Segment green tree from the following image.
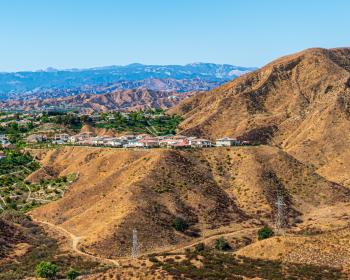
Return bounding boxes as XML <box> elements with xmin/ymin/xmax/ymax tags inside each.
<box><xmin>215</xmin><ymin>237</ymin><xmax>231</xmax><ymax>251</ymax></box>
<box><xmin>35</xmin><ymin>261</ymin><xmax>59</xmax><ymax>279</ymax></box>
<box><xmin>258</xmin><ymin>225</ymin><xmax>274</xmax><ymax>240</ymax></box>
<box><xmin>171</xmin><ymin>217</ymin><xmax>189</xmax><ymax>232</ymax></box>
<box><xmin>66</xmin><ymin>268</ymin><xmax>80</xmax><ymax>280</ymax></box>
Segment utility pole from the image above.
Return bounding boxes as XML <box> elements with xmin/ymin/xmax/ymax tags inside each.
<box><xmin>131</xmin><ymin>228</ymin><xmax>138</xmax><ymax>258</ymax></box>
<box><xmin>275</xmin><ymin>192</ymin><xmax>286</xmax><ymax>234</ymax></box>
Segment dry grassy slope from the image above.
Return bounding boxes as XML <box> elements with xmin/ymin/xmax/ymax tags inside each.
<box><xmin>236</xmin><ymin>228</ymin><xmax>350</xmax><ymax>270</ymax></box>
<box><xmin>170</xmin><ymin>48</ymin><xmax>350</xmax><ymax>187</ymax></box>
<box><xmin>28</xmin><ymin>146</ymin><xmax>350</xmax><ymax>258</ymax></box>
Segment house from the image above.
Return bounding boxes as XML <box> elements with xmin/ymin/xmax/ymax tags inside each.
<box><xmin>54</xmin><ymin>133</ymin><xmax>70</xmax><ymax>142</ymax></box>
<box><xmin>190</xmin><ymin>138</ymin><xmax>212</xmax><ymax>148</ymax></box>
<box><xmin>215</xmin><ymin>137</ymin><xmax>239</xmax><ymax>147</ymax></box>
<box><xmin>123</xmin><ymin>139</ymin><xmax>144</xmax><ymax>148</ymax></box>
<box><xmin>105</xmin><ymin>138</ymin><xmax>123</xmax><ymax>147</ymax></box>
<box><xmin>69</xmin><ymin>132</ymin><xmax>94</xmax><ymax>144</ymax></box>
<box><xmin>139</xmin><ymin>137</ymin><xmax>159</xmax><ymax>148</ymax></box>
<box><xmin>171</xmin><ymin>138</ymin><xmax>191</xmax><ymax>149</ymax></box>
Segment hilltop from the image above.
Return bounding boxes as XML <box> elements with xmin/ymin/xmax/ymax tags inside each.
<box><xmin>171</xmin><ymin>48</ymin><xmax>350</xmax><ymax>187</ymax></box>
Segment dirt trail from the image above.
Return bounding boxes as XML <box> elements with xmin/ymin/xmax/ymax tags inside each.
<box><xmin>32</xmin><ymin>219</ymin><xmax>119</xmax><ymax>266</ymax></box>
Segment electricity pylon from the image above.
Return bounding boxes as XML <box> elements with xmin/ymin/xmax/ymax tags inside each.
<box><xmin>131</xmin><ymin>228</ymin><xmax>138</xmax><ymax>258</ymax></box>
<box><xmin>275</xmin><ymin>192</ymin><xmax>286</xmax><ymax>234</ymax></box>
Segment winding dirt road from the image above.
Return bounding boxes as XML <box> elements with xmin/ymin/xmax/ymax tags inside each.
<box><xmin>32</xmin><ymin>219</ymin><xmax>119</xmax><ymax>266</ymax></box>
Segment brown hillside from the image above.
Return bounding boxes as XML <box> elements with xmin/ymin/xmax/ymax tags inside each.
<box><xmin>170</xmin><ymin>48</ymin><xmax>350</xmax><ymax>187</ymax></box>
<box><xmin>29</xmin><ymin>146</ymin><xmax>350</xmax><ymax>259</ymax></box>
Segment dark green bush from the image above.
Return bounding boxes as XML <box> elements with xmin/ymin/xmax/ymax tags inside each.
<box><xmin>215</xmin><ymin>237</ymin><xmax>231</xmax><ymax>251</ymax></box>
<box><xmin>66</xmin><ymin>268</ymin><xmax>80</xmax><ymax>280</ymax></box>
<box><xmin>35</xmin><ymin>261</ymin><xmax>59</xmax><ymax>279</ymax></box>
<box><xmin>171</xmin><ymin>217</ymin><xmax>189</xmax><ymax>232</ymax></box>
<box><xmin>195</xmin><ymin>242</ymin><xmax>205</xmax><ymax>252</ymax></box>
<box><xmin>258</xmin><ymin>225</ymin><xmax>274</xmax><ymax>240</ymax></box>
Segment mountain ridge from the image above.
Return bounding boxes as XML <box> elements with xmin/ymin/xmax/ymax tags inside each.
<box><xmin>171</xmin><ymin>47</ymin><xmax>350</xmax><ymax>187</ymax></box>
<box><xmin>0</xmin><ymin>63</ymin><xmax>255</xmax><ymax>100</ymax></box>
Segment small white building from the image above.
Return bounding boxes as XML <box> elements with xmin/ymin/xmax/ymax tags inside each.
<box><xmin>123</xmin><ymin>139</ymin><xmax>144</xmax><ymax>148</ymax></box>
<box><xmin>54</xmin><ymin>133</ymin><xmax>70</xmax><ymax>142</ymax></box>
<box><xmin>190</xmin><ymin>138</ymin><xmax>212</xmax><ymax>148</ymax></box>
<box><xmin>106</xmin><ymin>138</ymin><xmax>123</xmax><ymax>147</ymax></box>
<box><xmin>215</xmin><ymin>137</ymin><xmax>239</xmax><ymax>147</ymax></box>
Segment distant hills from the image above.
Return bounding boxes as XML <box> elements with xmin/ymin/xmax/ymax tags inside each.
<box><xmin>0</xmin><ymin>63</ymin><xmax>255</xmax><ymax>100</ymax></box>
<box><xmin>1</xmin><ymin>88</ymin><xmax>195</xmax><ymax>112</ymax></box>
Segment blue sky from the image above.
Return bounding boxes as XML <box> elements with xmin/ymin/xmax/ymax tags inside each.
<box><xmin>0</xmin><ymin>0</ymin><xmax>349</xmax><ymax>71</ymax></box>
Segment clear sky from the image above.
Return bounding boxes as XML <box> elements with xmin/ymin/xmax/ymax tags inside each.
<box><xmin>0</xmin><ymin>0</ymin><xmax>349</xmax><ymax>72</ymax></box>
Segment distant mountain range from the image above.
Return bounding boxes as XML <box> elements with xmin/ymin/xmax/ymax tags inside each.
<box><xmin>0</xmin><ymin>63</ymin><xmax>255</xmax><ymax>100</ymax></box>
<box><xmin>0</xmin><ymin>88</ymin><xmax>196</xmax><ymax>113</ymax></box>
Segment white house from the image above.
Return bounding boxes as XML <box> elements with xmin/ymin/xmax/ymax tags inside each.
<box><xmin>123</xmin><ymin>139</ymin><xmax>144</xmax><ymax>148</ymax></box>
<box><xmin>190</xmin><ymin>138</ymin><xmax>212</xmax><ymax>148</ymax></box>
<box><xmin>215</xmin><ymin>137</ymin><xmax>239</xmax><ymax>147</ymax></box>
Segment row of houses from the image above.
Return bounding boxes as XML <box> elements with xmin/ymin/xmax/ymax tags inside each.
<box><xmin>48</xmin><ymin>133</ymin><xmax>250</xmax><ymax>149</ymax></box>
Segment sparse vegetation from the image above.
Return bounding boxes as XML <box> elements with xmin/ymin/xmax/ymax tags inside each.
<box><xmin>151</xmin><ymin>251</ymin><xmax>344</xmax><ymax>280</ymax></box>
<box><xmin>215</xmin><ymin>237</ymin><xmax>231</xmax><ymax>251</ymax></box>
<box><xmin>0</xmin><ymin>210</ymin><xmax>110</xmax><ymax>280</ymax></box>
<box><xmin>66</xmin><ymin>268</ymin><xmax>81</xmax><ymax>280</ymax></box>
<box><xmin>258</xmin><ymin>225</ymin><xmax>274</xmax><ymax>240</ymax></box>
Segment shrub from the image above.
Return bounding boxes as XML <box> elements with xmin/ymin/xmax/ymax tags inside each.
<box><xmin>171</xmin><ymin>217</ymin><xmax>189</xmax><ymax>232</ymax></box>
<box><xmin>215</xmin><ymin>237</ymin><xmax>231</xmax><ymax>251</ymax></box>
<box><xmin>258</xmin><ymin>225</ymin><xmax>274</xmax><ymax>240</ymax></box>
<box><xmin>195</xmin><ymin>242</ymin><xmax>205</xmax><ymax>252</ymax></box>
<box><xmin>35</xmin><ymin>261</ymin><xmax>59</xmax><ymax>279</ymax></box>
<box><xmin>66</xmin><ymin>268</ymin><xmax>80</xmax><ymax>280</ymax></box>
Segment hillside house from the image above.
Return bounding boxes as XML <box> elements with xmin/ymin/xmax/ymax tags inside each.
<box><xmin>190</xmin><ymin>138</ymin><xmax>212</xmax><ymax>148</ymax></box>
<box><xmin>123</xmin><ymin>139</ymin><xmax>144</xmax><ymax>148</ymax></box>
<box><xmin>139</xmin><ymin>137</ymin><xmax>159</xmax><ymax>148</ymax></box>
<box><xmin>215</xmin><ymin>137</ymin><xmax>239</xmax><ymax>147</ymax></box>
<box><xmin>105</xmin><ymin>138</ymin><xmax>123</xmax><ymax>147</ymax></box>
<box><xmin>54</xmin><ymin>133</ymin><xmax>70</xmax><ymax>142</ymax></box>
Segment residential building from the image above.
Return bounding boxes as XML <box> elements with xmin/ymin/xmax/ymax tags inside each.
<box><xmin>215</xmin><ymin>137</ymin><xmax>239</xmax><ymax>147</ymax></box>
<box><xmin>190</xmin><ymin>138</ymin><xmax>212</xmax><ymax>148</ymax></box>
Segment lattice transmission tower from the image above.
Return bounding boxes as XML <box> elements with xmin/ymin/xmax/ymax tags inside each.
<box><xmin>131</xmin><ymin>228</ymin><xmax>138</xmax><ymax>258</ymax></box>
<box><xmin>275</xmin><ymin>192</ymin><xmax>286</xmax><ymax>234</ymax></box>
